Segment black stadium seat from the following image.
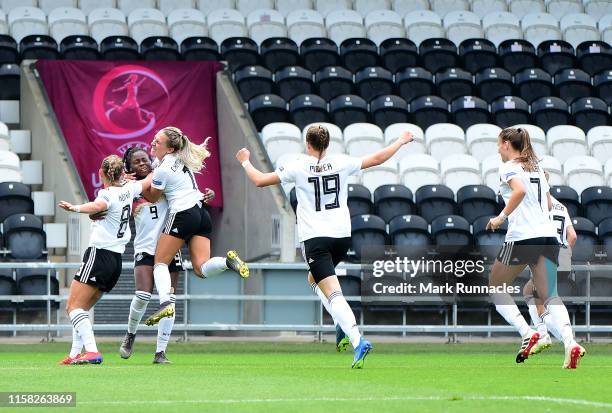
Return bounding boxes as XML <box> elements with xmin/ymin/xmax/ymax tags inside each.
<box><xmin>347</xmin><ymin>184</ymin><xmax>373</xmax><ymax>216</ymax></box>
<box><xmin>379</xmin><ymin>38</ymin><xmax>418</xmax><ymax>73</ymax></box>
<box><xmin>576</xmin><ymin>41</ymin><xmax>612</xmax><ymax>76</ymax></box>
<box><xmin>450</xmin><ymin>95</ymin><xmax>490</xmax><ymax>129</ymax></box>
<box><xmin>554</xmin><ymin>68</ymin><xmax>593</xmax><ymax>104</ymax></box>
<box><xmin>60</xmin><ymin>35</ymin><xmax>99</xmax><ymax>60</ymax></box>
<box><xmin>234</xmin><ymin>65</ymin><xmax>274</xmax><ymax>102</ymax></box>
<box><xmin>20</xmin><ymin>35</ymin><xmax>59</xmax><ymax>60</ymax></box>
<box><xmin>315</xmin><ymin>66</ymin><xmax>354</xmax><ymax>101</ymax></box>
<box><xmin>260</xmin><ymin>37</ymin><xmax>299</xmax><ymax>72</ymax></box>
<box><xmin>475</xmin><ymin>67</ymin><xmax>514</xmax><ymax>103</ymax></box>
<box><xmin>571</xmin><ymin>97</ymin><xmax>611</xmax><ymax>133</ymax></box>
<box><xmin>329</xmin><ymin>94</ymin><xmax>369</xmax><ymax>129</ymax></box>
<box><xmin>531</xmin><ymin>96</ymin><xmax>571</xmax><ymax>132</ymax></box>
<box><xmin>459</xmin><ymin>38</ymin><xmax>498</xmax><ymax>74</ymax></box>
<box><xmin>140</xmin><ymin>36</ymin><xmax>180</xmax><ymax>60</ymax></box>
<box><xmin>395</xmin><ymin>67</ymin><xmax>435</xmax><ymax>103</ymax></box>
<box><xmin>0</xmin><ymin>269</ymin><xmax>16</xmax><ymax>310</ymax></box>
<box><xmin>340</xmin><ymin>38</ymin><xmax>379</xmax><ymax>73</ymax></box>
<box><xmin>300</xmin><ymin>38</ymin><xmax>340</xmax><ymax>73</ymax></box>
<box><xmin>247</xmin><ymin>94</ymin><xmax>288</xmax><ymax>131</ymax></box>
<box><xmin>472</xmin><ymin>215</ymin><xmax>507</xmax><ymax>257</ymax></box>
<box><xmin>370</xmin><ymin>95</ymin><xmax>410</xmax><ymax>129</ymax></box>
<box><xmin>594</xmin><ymin>70</ymin><xmax>612</xmax><ymax>105</ymax></box>
<box><xmin>571</xmin><ymin>217</ymin><xmax>598</xmax><ymax>263</ymax></box>
<box><xmin>389</xmin><ymin>214</ymin><xmax>430</xmax><ymax>246</ymax></box>
<box><xmin>351</xmin><ymin>214</ymin><xmax>387</xmax><ymax>259</ymax></box>
<box><xmin>491</xmin><ymin>96</ymin><xmax>531</xmax><ymax>128</ymax></box>
<box><xmin>457</xmin><ymin>185</ymin><xmax>498</xmax><ymax>223</ymax></box>
<box><xmin>16</xmin><ymin>269</ymin><xmax>59</xmax><ymax>310</ymax></box>
<box><xmin>0</xmin><ymin>182</ymin><xmax>33</xmax><ymax>223</ymax></box>
<box><xmin>410</xmin><ymin>95</ymin><xmax>451</xmax><ymax>130</ymax></box>
<box><xmin>599</xmin><ymin>217</ymin><xmax>612</xmax><ymax>246</ymax></box>
<box><xmin>100</xmin><ymin>36</ymin><xmax>139</xmax><ymax>60</ymax></box>
<box><xmin>221</xmin><ymin>37</ymin><xmax>259</xmax><ymax>71</ymax></box>
<box><xmin>498</xmin><ymin>39</ymin><xmax>538</xmax><ymax>75</ymax></box>
<box><xmin>0</xmin><ymin>35</ymin><xmax>19</xmax><ymax>65</ymax></box>
<box><xmin>275</xmin><ymin>66</ymin><xmax>314</xmax><ymax>101</ymax></box>
<box><xmin>538</xmin><ymin>40</ymin><xmax>576</xmax><ymax>76</ymax></box>
<box><xmin>416</xmin><ymin>184</ymin><xmax>456</xmax><ymax>223</ymax></box>
<box><xmin>373</xmin><ymin>184</ymin><xmax>415</xmax><ymax>223</ymax></box>
<box><xmin>435</xmin><ymin>67</ymin><xmax>474</xmax><ymax>103</ymax></box>
<box><xmin>355</xmin><ymin>66</ymin><xmax>395</xmax><ymax>101</ymax></box>
<box><xmin>515</xmin><ymin>68</ymin><xmax>554</xmax><ymax>104</ymax></box>
<box><xmin>0</xmin><ymin>63</ymin><xmax>20</xmax><ymax>100</ymax></box>
<box><xmin>3</xmin><ymin>213</ymin><xmax>46</xmax><ymax>260</ymax></box>
<box><xmin>180</xmin><ymin>37</ymin><xmax>220</xmax><ymax>61</ymax></box>
<box><xmin>581</xmin><ymin>186</ymin><xmax>612</xmax><ymax>226</ymax></box>
<box><xmin>419</xmin><ymin>38</ymin><xmax>459</xmax><ymax>74</ymax></box>
<box><xmin>431</xmin><ymin>215</ymin><xmax>471</xmax><ymax>246</ymax></box>
<box><xmin>550</xmin><ymin>185</ymin><xmax>581</xmax><ymax>218</ymax></box>
<box><xmin>289</xmin><ymin>94</ymin><xmax>328</xmax><ymax>129</ymax></box>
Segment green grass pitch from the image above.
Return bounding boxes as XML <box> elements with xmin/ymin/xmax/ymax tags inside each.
<box><xmin>1</xmin><ymin>341</ymin><xmax>612</xmax><ymax>412</ymax></box>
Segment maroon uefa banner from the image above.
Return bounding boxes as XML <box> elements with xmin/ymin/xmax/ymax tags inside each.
<box><xmin>36</xmin><ymin>60</ymin><xmax>224</xmax><ymax>208</ymax></box>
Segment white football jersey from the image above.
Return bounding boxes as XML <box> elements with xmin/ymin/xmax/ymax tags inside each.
<box><xmin>498</xmin><ymin>160</ymin><xmax>557</xmax><ymax>242</ymax></box>
<box><xmin>549</xmin><ymin>195</ymin><xmax>573</xmax><ymax>246</ymax></box>
<box><xmin>276</xmin><ymin>154</ymin><xmax>362</xmax><ymax>242</ymax></box>
<box><xmin>151</xmin><ymin>153</ymin><xmax>203</xmax><ymax>214</ymax></box>
<box><xmin>89</xmin><ymin>181</ymin><xmax>142</xmax><ymax>254</ymax></box>
<box><xmin>133</xmin><ymin>195</ymin><xmax>169</xmax><ymax>256</ymax></box>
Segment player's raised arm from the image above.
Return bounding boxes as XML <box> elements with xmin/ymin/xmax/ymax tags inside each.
<box><xmin>58</xmin><ymin>198</ymin><xmax>108</xmax><ymax>214</ymax></box>
<box><xmin>235</xmin><ymin>148</ymin><xmax>281</xmax><ymax>187</ymax></box>
<box><xmin>360</xmin><ymin>131</ymin><xmax>413</xmax><ymax>170</ymax></box>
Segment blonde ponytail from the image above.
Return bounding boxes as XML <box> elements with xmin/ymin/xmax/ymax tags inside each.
<box><xmin>161</xmin><ymin>126</ymin><xmax>211</xmax><ymax>173</ymax></box>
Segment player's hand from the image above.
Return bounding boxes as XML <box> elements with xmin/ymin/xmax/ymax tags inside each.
<box><xmin>123</xmin><ymin>172</ymin><xmax>137</xmax><ymax>181</ymax></box>
<box><xmin>58</xmin><ymin>201</ymin><xmax>76</xmax><ymax>212</ymax></box>
<box><xmin>89</xmin><ymin>210</ymin><xmax>108</xmax><ymax>221</ymax></box>
<box><xmin>486</xmin><ymin>215</ymin><xmax>504</xmax><ymax>231</ymax></box>
<box><xmin>236</xmin><ymin>148</ymin><xmax>250</xmax><ymax>163</ymax></box>
<box><xmin>398</xmin><ymin>131</ymin><xmax>414</xmax><ymax>145</ymax></box>
<box><xmin>202</xmin><ymin>188</ymin><xmax>215</xmax><ymax>203</ymax></box>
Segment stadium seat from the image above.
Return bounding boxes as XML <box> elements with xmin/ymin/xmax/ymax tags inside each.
<box><xmin>431</xmin><ymin>215</ymin><xmax>471</xmax><ymax>246</ymax></box>
<box><xmin>585</xmin><ymin>0</ymin><xmax>612</xmax><ymax>17</ymax></box>
<box><xmin>547</xmin><ymin>0</ymin><xmax>584</xmax><ymax>19</ymax></box>
<box><xmin>1</xmin><ymin>0</ymin><xmax>37</xmax><ymax>14</ymax></box>
<box><xmin>572</xmin><ymin>97</ymin><xmax>611</xmax><ymax>133</ymax></box>
<box><xmin>441</xmin><ymin>154</ymin><xmax>481</xmax><ymax>193</ymax></box>
<box><xmin>326</xmin><ymin>9</ymin><xmax>365</xmax><ymax>46</ymax></box>
<box><xmin>79</xmin><ymin>0</ymin><xmax>115</xmax><ymax>16</ymax></box>
<box><xmin>594</xmin><ymin>69</ymin><xmax>612</xmax><ymax>105</ymax></box>
<box><xmin>0</xmin><ymin>269</ymin><xmax>16</xmax><ymax>310</ymax></box>
<box><xmin>415</xmin><ymin>184</ymin><xmax>455</xmax><ymax>223</ymax></box>
<box><xmin>247</xmin><ymin>9</ymin><xmax>286</xmax><ymax>45</ymax></box>
<box><xmin>260</xmin><ymin>38</ymin><xmax>299</xmax><ymax>72</ymax></box>
<box><xmin>3</xmin><ymin>213</ymin><xmax>46</xmax><ymax>259</ymax></box>
<box><xmin>0</xmin><ymin>35</ymin><xmax>19</xmax><ymax>65</ymax></box>
<box><xmin>373</xmin><ymin>184</ymin><xmax>414</xmax><ymax>223</ymax></box>
<box><xmin>88</xmin><ymin>7</ymin><xmax>128</xmax><ymax>44</ymax></box>
<box><xmin>275</xmin><ymin>66</ymin><xmax>314</xmax><ymax>101</ymax></box>
<box><xmin>329</xmin><ymin>95</ymin><xmax>369</xmax><ymax>129</ymax></box>
<box><xmin>196</xmin><ymin>0</ymin><xmax>235</xmax><ymax>15</ymax></box>
<box><xmin>388</xmin><ymin>214</ymin><xmax>429</xmax><ymax>246</ymax></box>
<box><xmin>0</xmin><ymin>63</ymin><xmax>20</xmax><ymax>100</ymax></box>
<box><xmin>0</xmin><ymin>122</ymin><xmax>9</xmax><ymax>150</ymax></box>
<box><xmin>60</xmin><ymin>35</ymin><xmax>98</xmax><ymax>59</ymax></box>
<box><xmin>159</xmin><ymin>0</ymin><xmax>195</xmax><ymax>17</ymax></box>
<box><xmin>515</xmin><ymin>68</ymin><xmax>554</xmax><ymax>104</ymax></box>
<box><xmin>404</xmin><ymin>10</ymin><xmax>445</xmax><ymax>47</ymax></box>
<box><xmin>513</xmin><ymin>123</ymin><xmax>547</xmax><ymax>155</ymax></box>
<box><xmin>465</xmin><ymin>123</ymin><xmax>501</xmax><ymax>161</ymax></box>
<box><xmin>435</xmin><ymin>67</ymin><xmax>474</xmax><ymax>103</ymax></box>
<box><xmin>234</xmin><ymin>65</ymin><xmax>273</xmax><ymax>102</ymax></box>
<box><xmin>351</xmin><ymin>214</ymin><xmax>386</xmax><ymax>259</ymax></box>
<box><xmin>355</xmin><ymin>66</ymin><xmax>394</xmax><ymax>102</ymax></box>
<box><xmin>347</xmin><ymin>184</ymin><xmax>373</xmax><ymax>216</ymax></box>
<box><xmin>431</xmin><ymin>0</ymin><xmax>469</xmax><ymax>18</ymax></box>
<box><xmin>472</xmin><ymin>215</ymin><xmax>508</xmax><ymax>256</ymax></box>
<box><xmin>261</xmin><ymin>122</ymin><xmax>303</xmax><ymax>164</ymax></box>
<box><xmin>48</xmin><ymin>7</ymin><xmax>88</xmax><ymax>44</ymax></box>
<box><xmin>587</xmin><ymin>126</ymin><xmax>612</xmax><ymax>164</ymax></box>
<box><xmin>0</xmin><ymin>181</ymin><xmax>33</xmax><ymax>223</ymax></box>
<box><xmin>207</xmin><ymin>8</ymin><xmax>247</xmax><ymax>45</ymax></box>
<box><xmin>425</xmin><ymin>123</ymin><xmax>466</xmax><ymax>162</ymax></box>
<box><xmin>547</xmin><ymin>125</ymin><xmax>588</xmax><ymax>163</ymax></box>
<box><xmin>384</xmin><ymin>123</ymin><xmax>426</xmax><ymax>159</ymax></box>
<box><xmin>248</xmin><ymin>94</ymin><xmax>289</xmax><ymax>131</ymax></box>
<box><xmin>471</xmin><ymin>0</ymin><xmax>507</xmax><ymax>19</ymax></box>
<box><xmin>16</xmin><ymin>269</ymin><xmax>59</xmax><ymax>310</ymax></box>
<box><xmin>510</xmin><ymin>0</ymin><xmax>546</xmax><ymax>19</ymax></box>
<box><xmin>531</xmin><ymin>96</ymin><xmax>571</xmax><ymax>132</ymax></box>
<box><xmin>118</xmin><ymin>0</ymin><xmax>155</xmax><ymax>16</ymax></box>
<box><xmin>274</xmin><ymin>152</ymin><xmax>303</xmax><ymax>194</ymax></box>
<box><xmin>355</xmin><ymin>0</ymin><xmax>391</xmax><ymax>17</ymax></box>
<box><xmin>419</xmin><ymin>38</ymin><xmax>459</xmax><ymax>75</ymax></box>
<box><xmin>365</xmin><ymin>9</ymin><xmax>404</xmax><ymax>46</ymax></box>
<box><xmin>451</xmin><ymin>96</ymin><xmax>490</xmax><ymax>130</ymax></box>
<box><xmin>370</xmin><ymin>95</ymin><xmax>409</xmax><ymax>130</ymax></box>
<box><xmin>300</xmin><ymin>38</ymin><xmax>340</xmax><ymax>73</ymax></box>
<box><xmin>555</xmin><ymin>68</ymin><xmax>593</xmax><ymax>104</ymax></box>
<box><xmin>344</xmin><ymin>123</ymin><xmax>383</xmax><ymax>158</ymax></box>
<box><xmin>395</xmin><ymin>67</ymin><xmax>435</xmax><ymax>103</ymax></box>
<box><xmin>444</xmin><ymin>11</ymin><xmax>482</xmax><ymax>46</ymax></box>
<box><xmin>379</xmin><ymin>38</ymin><xmax>418</xmax><ymax>74</ymax></box>
<box><xmin>491</xmin><ymin>96</ymin><xmax>531</xmax><ymax>128</ymax></box>
<box><xmin>315</xmin><ymin>66</ymin><xmax>353</xmax><ymax>101</ymax></box>
<box><xmin>8</xmin><ymin>7</ymin><xmax>48</xmax><ymax>44</ymax></box>
<box><xmin>286</xmin><ymin>9</ymin><xmax>325</xmax><ymax>46</ymax></box>
<box><xmin>551</xmin><ymin>185</ymin><xmax>581</xmax><ymax>217</ymax></box>
<box><xmin>606</xmin><ymin>157</ymin><xmax>612</xmax><ymax>187</ymax></box>
<box><xmin>483</xmin><ymin>11</ymin><xmax>522</xmax><ymax>47</ymax></box>
<box><xmin>410</xmin><ymin>96</ymin><xmax>451</xmax><ymax>130</ymax></box>
<box><xmin>236</xmin><ymin>0</ymin><xmax>274</xmax><ymax>16</ymax></box>
<box><xmin>361</xmin><ymin>159</ymin><xmax>399</xmax><ymax>194</ymax></box>
<box><xmin>571</xmin><ymin>216</ymin><xmax>598</xmax><ymax>262</ymax></box>
<box><xmin>457</xmin><ymin>185</ymin><xmax>498</xmax><ymax>223</ymax></box>
<box><xmin>19</xmin><ymin>35</ymin><xmax>59</xmax><ymax>60</ymax></box>
<box><xmin>340</xmin><ymin>38</ymin><xmax>379</xmax><ymax>73</ymax></box>
<box><xmin>576</xmin><ymin>41</ymin><xmax>612</xmax><ymax>76</ymax></box>
<box><xmin>481</xmin><ymin>153</ymin><xmax>502</xmax><ymax>190</ymax></box>
<box><xmin>459</xmin><ymin>38</ymin><xmax>498</xmax><ymax>74</ymax></box>
<box><xmin>128</xmin><ymin>8</ymin><xmax>167</xmax><ymax>45</ymax></box>
<box><xmin>498</xmin><ymin>39</ymin><xmax>538</xmax><ymax>75</ymax></box>
<box><xmin>167</xmin><ymin>8</ymin><xmax>207</xmax><ymax>46</ymax></box>
<box><xmin>100</xmin><ymin>35</ymin><xmax>138</xmax><ymax>60</ymax></box>
<box><xmin>399</xmin><ymin>154</ymin><xmax>440</xmax><ymax>194</ymax></box>
<box><xmin>277</xmin><ymin>0</ymin><xmax>314</xmax><ymax>18</ymax></box>
<box><xmin>289</xmin><ymin>94</ymin><xmax>328</xmax><ymax>129</ymax></box>
<box><xmin>540</xmin><ymin>155</ymin><xmax>564</xmax><ymax>185</ymax></box>
<box><xmin>302</xmin><ymin>122</ymin><xmax>343</xmax><ymax>154</ymax></box>
<box><xmin>221</xmin><ymin>37</ymin><xmax>259</xmax><ymax>71</ymax></box>
<box><xmin>564</xmin><ymin>155</ymin><xmax>604</xmax><ymax>194</ymax></box>
<box><xmin>581</xmin><ymin>186</ymin><xmax>612</xmax><ymax>225</ymax></box>
<box><xmin>521</xmin><ymin>12</ymin><xmax>561</xmax><ymax>48</ymax></box>
<box><xmin>141</xmin><ymin>36</ymin><xmax>180</xmax><ymax>60</ymax></box>
<box><xmin>180</xmin><ymin>36</ymin><xmax>220</xmax><ymax>61</ymax></box>
<box><xmin>599</xmin><ymin>217</ymin><xmax>612</xmax><ymax>246</ymax></box>
<box><xmin>391</xmin><ymin>0</ymin><xmax>429</xmax><ymax>17</ymax></box>
<box><xmin>475</xmin><ymin>67</ymin><xmax>514</xmax><ymax>103</ymax></box>
<box><xmin>0</xmin><ymin>149</ymin><xmax>21</xmax><ymax>182</ymax></box>
<box><xmin>537</xmin><ymin>39</ymin><xmax>576</xmax><ymax>75</ymax></box>
<box><xmin>561</xmin><ymin>13</ymin><xmax>600</xmax><ymax>49</ymax></box>
<box><xmin>601</xmin><ymin>14</ymin><xmax>612</xmax><ymax>45</ymax></box>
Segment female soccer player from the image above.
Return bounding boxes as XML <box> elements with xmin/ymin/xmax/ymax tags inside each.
<box><xmin>58</xmin><ymin>155</ymin><xmax>143</xmax><ymax>365</ymax></box>
<box><xmin>486</xmin><ymin>127</ymin><xmax>585</xmax><ymax>368</ymax></box>
<box><xmin>141</xmin><ymin>127</ymin><xmax>249</xmax><ymax>326</ymax></box>
<box><xmin>118</xmin><ymin>147</ymin><xmax>214</xmax><ymax>364</ymax></box>
<box><xmin>235</xmin><ymin>124</ymin><xmax>413</xmax><ymax>369</ymax></box>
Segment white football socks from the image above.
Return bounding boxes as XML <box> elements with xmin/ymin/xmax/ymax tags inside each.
<box><xmin>546</xmin><ymin>297</ymin><xmax>575</xmax><ymax>348</ymax></box>
<box><xmin>127</xmin><ymin>291</ymin><xmax>151</xmax><ymax>334</ymax></box>
<box><xmin>153</xmin><ymin>263</ymin><xmax>172</xmax><ymax>305</ymax></box>
<box><xmin>311</xmin><ymin>282</ymin><xmax>337</xmax><ymax>326</ymax></box>
<box><xmin>199</xmin><ymin>257</ymin><xmax>228</xmax><ymax>278</ymax></box>
<box><xmin>495</xmin><ymin>303</ymin><xmax>533</xmax><ymax>338</ymax></box>
<box><xmin>69</xmin><ymin>308</ymin><xmax>97</xmax><ymax>353</ymax></box>
<box><xmin>526</xmin><ymin>296</ymin><xmax>549</xmax><ymax>337</ymax></box>
<box><xmin>69</xmin><ymin>328</ymin><xmax>82</xmax><ymax>358</ymax></box>
<box><xmin>157</xmin><ymin>294</ymin><xmax>176</xmax><ymax>353</ymax></box>
<box><xmin>328</xmin><ymin>291</ymin><xmax>361</xmax><ymax>348</ymax></box>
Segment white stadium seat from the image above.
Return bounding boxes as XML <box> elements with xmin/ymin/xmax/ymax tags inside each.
<box><xmin>509</xmin><ymin>0</ymin><xmax>546</xmax><ymax>19</ymax></box>
<box><xmin>481</xmin><ymin>154</ymin><xmax>502</xmax><ymax>191</ymax></box>
<box><xmin>159</xmin><ymin>0</ymin><xmax>195</xmax><ymax>17</ymax></box>
<box><xmin>604</xmin><ymin>158</ymin><xmax>612</xmax><ymax>187</ymax></box>
<box><xmin>404</xmin><ymin>10</ymin><xmax>444</xmax><ymax>47</ymax></box>
<box><xmin>0</xmin><ymin>11</ymin><xmax>6</xmax><ymax>36</ymax></box>
<box><xmin>587</xmin><ymin>126</ymin><xmax>612</xmax><ymax>165</ymax></box>
<box><xmin>0</xmin><ymin>149</ymin><xmax>20</xmax><ymax>171</ymax></box>
<box><xmin>561</xmin><ymin>13</ymin><xmax>600</xmax><ymax>48</ymax></box>
<box><xmin>466</xmin><ymin>124</ymin><xmax>502</xmax><ymax>162</ymax></box>
<box><xmin>207</xmin><ymin>8</ymin><xmax>247</xmax><ymax>45</ymax></box>
<box><xmin>39</xmin><ymin>0</ymin><xmax>77</xmax><ymax>15</ymax></box>
<box><xmin>399</xmin><ymin>154</ymin><xmax>440</xmax><ymax>194</ymax></box>
<box><xmin>361</xmin><ymin>159</ymin><xmax>399</xmax><ymax>194</ymax></box>
<box><xmin>365</xmin><ymin>10</ymin><xmax>404</xmax><ymax>46</ymax></box>
<box><xmin>425</xmin><ymin>123</ymin><xmax>466</xmax><ymax>161</ymax></box>
<box><xmin>430</xmin><ymin>0</ymin><xmax>468</xmax><ymax>18</ymax></box>
<box><xmin>128</xmin><ymin>8</ymin><xmax>168</xmax><ymax>44</ymax></box>
<box><xmin>262</xmin><ymin>122</ymin><xmax>303</xmax><ymax>164</ymax></box>
<box><xmin>470</xmin><ymin>0</ymin><xmax>507</xmax><ymax>19</ymax></box>
<box><xmin>9</xmin><ymin>7</ymin><xmax>48</xmax><ymax>44</ymax></box>
<box><xmin>0</xmin><ymin>122</ymin><xmax>9</xmax><ymax>151</ymax></box>
<box><xmin>600</xmin><ymin>15</ymin><xmax>612</xmax><ymax>45</ymax></box>
<box><xmin>392</xmin><ymin>0</ymin><xmax>429</xmax><ymax>17</ymax></box>
<box><xmin>236</xmin><ymin>0</ymin><xmax>274</xmax><ymax>16</ymax></box>
<box><xmin>441</xmin><ymin>154</ymin><xmax>481</xmax><ymax>192</ymax></box>
<box><xmin>118</xmin><ymin>0</ymin><xmax>155</xmax><ymax>16</ymax></box>
<box><xmin>564</xmin><ymin>155</ymin><xmax>603</xmax><ymax>194</ymax></box>
<box><xmin>197</xmin><ymin>0</ymin><xmax>235</xmax><ymax>15</ymax></box>
<box><xmin>522</xmin><ymin>13</ymin><xmax>561</xmax><ymax>47</ymax></box>
<box><xmin>168</xmin><ymin>9</ymin><xmax>207</xmax><ymax>46</ymax></box>
<box><xmin>88</xmin><ymin>8</ymin><xmax>128</xmax><ymax>44</ymax></box>
<box><xmin>277</xmin><ymin>0</ymin><xmax>313</xmax><ymax>17</ymax></box>
<box><xmin>540</xmin><ymin>155</ymin><xmax>564</xmax><ymax>185</ymax></box>
<box><xmin>247</xmin><ymin>9</ymin><xmax>286</xmax><ymax>45</ymax></box>
<box><xmin>1</xmin><ymin>0</ymin><xmax>37</xmax><ymax>14</ymax></box>
<box><xmin>444</xmin><ymin>10</ymin><xmax>483</xmax><ymax>46</ymax></box>
<box><xmin>547</xmin><ymin>125</ymin><xmax>588</xmax><ymax>163</ymax></box>
<box><xmin>326</xmin><ymin>9</ymin><xmax>365</xmax><ymax>46</ymax></box>
<box><xmin>315</xmin><ymin>0</ymin><xmax>352</xmax><ymax>18</ymax></box>
<box><xmin>584</xmin><ymin>0</ymin><xmax>612</xmax><ymax>18</ymax></box>
<box><xmin>0</xmin><ymin>168</ymin><xmax>21</xmax><ymax>183</ymax></box>
<box><xmin>79</xmin><ymin>0</ymin><xmax>116</xmax><ymax>16</ymax></box>
<box><xmin>384</xmin><ymin>123</ymin><xmax>426</xmax><ymax>159</ymax></box>
<box><xmin>546</xmin><ymin>0</ymin><xmax>583</xmax><ymax>20</ymax></box>
<box><xmin>512</xmin><ymin>124</ymin><xmax>547</xmax><ymax>157</ymax></box>
<box><xmin>49</xmin><ymin>7</ymin><xmax>88</xmax><ymax>44</ymax></box>
<box><xmin>354</xmin><ymin>0</ymin><xmax>391</xmax><ymax>17</ymax></box>
<box><xmin>344</xmin><ymin>123</ymin><xmax>384</xmax><ymax>158</ymax></box>
<box><xmin>483</xmin><ymin>11</ymin><xmax>522</xmax><ymax>47</ymax></box>
<box><xmin>286</xmin><ymin>9</ymin><xmax>326</xmax><ymax>46</ymax></box>
<box><xmin>302</xmin><ymin>122</ymin><xmax>344</xmax><ymax>154</ymax></box>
